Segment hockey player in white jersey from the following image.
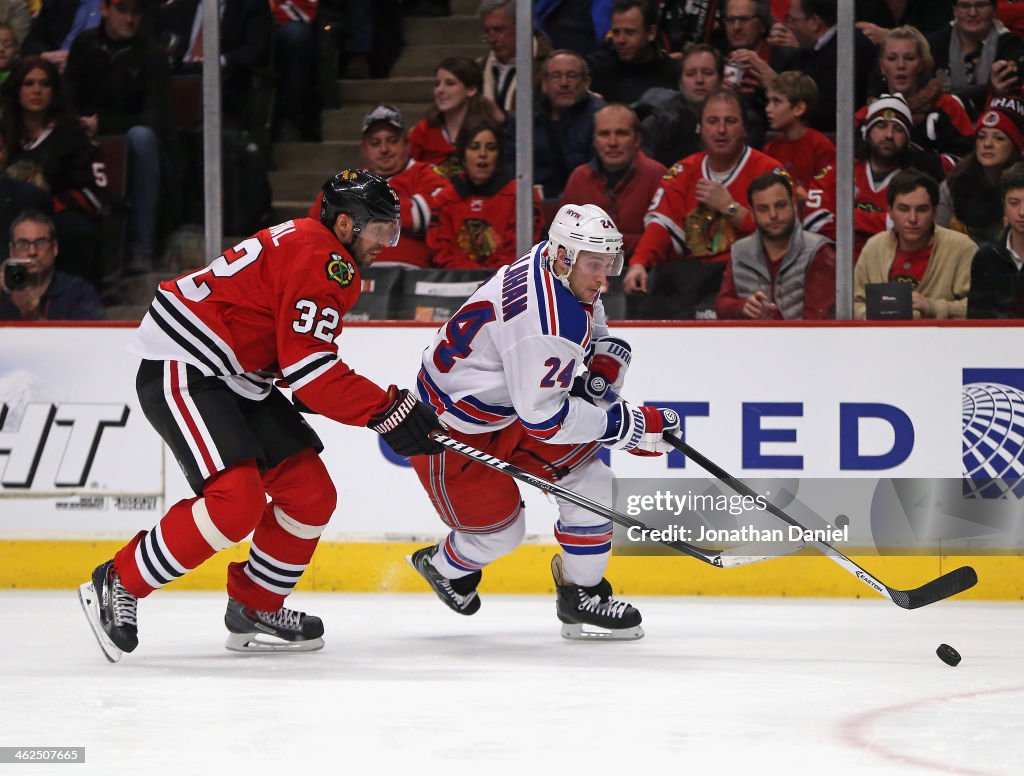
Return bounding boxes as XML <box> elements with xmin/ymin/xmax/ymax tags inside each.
<box><xmin>408</xmin><ymin>204</ymin><xmax>680</xmax><ymax>639</ymax></box>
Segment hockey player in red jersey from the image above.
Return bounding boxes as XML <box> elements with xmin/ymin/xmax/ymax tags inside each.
<box><xmin>408</xmin><ymin>204</ymin><xmax>681</xmax><ymax>640</ymax></box>
<box><xmin>78</xmin><ymin>169</ymin><xmax>443</xmax><ymax>662</ymax></box>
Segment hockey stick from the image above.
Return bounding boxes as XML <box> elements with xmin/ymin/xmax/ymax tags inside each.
<box><xmin>661</xmin><ymin>432</ymin><xmax>979</xmax><ymax>609</ymax></box>
<box><xmin>429</xmin><ymin>431</ymin><xmax>783</xmax><ymax>568</ymax></box>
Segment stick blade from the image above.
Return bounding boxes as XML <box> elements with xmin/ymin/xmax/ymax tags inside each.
<box><xmin>891</xmin><ymin>566</ymin><xmax>978</xmax><ymax>609</ymax></box>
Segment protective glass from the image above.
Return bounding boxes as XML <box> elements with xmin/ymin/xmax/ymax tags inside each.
<box><xmin>573</xmin><ymin>250</ymin><xmax>624</xmax><ymax>279</ymax></box>
<box><xmin>361</xmin><ymin>219</ymin><xmax>401</xmax><ymax>247</ymax></box>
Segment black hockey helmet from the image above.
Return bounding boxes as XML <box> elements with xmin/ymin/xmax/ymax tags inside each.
<box><xmin>319</xmin><ymin>168</ymin><xmax>401</xmax><ymax>238</ymax></box>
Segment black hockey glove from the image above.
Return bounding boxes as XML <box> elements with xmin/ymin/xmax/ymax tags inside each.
<box><xmin>369</xmin><ymin>386</ymin><xmax>445</xmax><ymax>457</ymax></box>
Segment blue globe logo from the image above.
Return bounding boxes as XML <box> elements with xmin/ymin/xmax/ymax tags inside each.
<box><xmin>961</xmin><ymin>382</ymin><xmax>1024</xmax><ymax>498</ymax></box>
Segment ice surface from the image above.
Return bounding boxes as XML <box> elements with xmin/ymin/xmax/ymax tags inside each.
<box><xmin>1</xmin><ymin>591</ymin><xmax>1021</xmax><ymax>775</ymax></box>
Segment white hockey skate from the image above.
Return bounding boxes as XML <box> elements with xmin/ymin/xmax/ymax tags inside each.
<box><xmin>223</xmin><ymin>598</ymin><xmax>325</xmax><ymax>653</ymax></box>
<box><xmin>551</xmin><ymin>554</ymin><xmax>644</xmax><ymax>641</ymax></box>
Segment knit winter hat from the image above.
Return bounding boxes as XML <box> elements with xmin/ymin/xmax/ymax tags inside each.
<box><xmin>977</xmin><ymin>95</ymin><xmax>1024</xmax><ymax>151</ymax></box>
<box><xmin>863</xmin><ymin>93</ymin><xmax>913</xmax><ymax>136</ymax></box>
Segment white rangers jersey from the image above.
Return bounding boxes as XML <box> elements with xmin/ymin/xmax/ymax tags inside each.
<box><xmin>417</xmin><ymin>242</ymin><xmax>612</xmax><ymax>444</ymax></box>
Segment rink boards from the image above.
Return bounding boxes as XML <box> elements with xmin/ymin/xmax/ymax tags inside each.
<box><xmin>1</xmin><ymin>321</ymin><xmax>1022</xmax><ymax>598</ymax></box>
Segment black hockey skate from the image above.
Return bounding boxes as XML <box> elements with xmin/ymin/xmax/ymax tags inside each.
<box><xmin>224</xmin><ymin>598</ymin><xmax>325</xmax><ymax>653</ymax></box>
<box><xmin>551</xmin><ymin>554</ymin><xmax>644</xmax><ymax>640</ymax></box>
<box><xmin>78</xmin><ymin>560</ymin><xmax>139</xmax><ymax>663</ymax></box>
<box><xmin>407</xmin><ymin>545</ymin><xmax>481</xmax><ymax>615</ymax></box>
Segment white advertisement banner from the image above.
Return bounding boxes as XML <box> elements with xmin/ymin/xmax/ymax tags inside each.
<box><xmin>2</xmin><ymin>324</ymin><xmax>1023</xmax><ymax>542</ymax></box>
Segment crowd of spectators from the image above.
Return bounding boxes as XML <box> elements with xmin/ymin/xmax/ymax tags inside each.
<box><xmin>4</xmin><ymin>0</ymin><xmax>1024</xmax><ymax>321</ymax></box>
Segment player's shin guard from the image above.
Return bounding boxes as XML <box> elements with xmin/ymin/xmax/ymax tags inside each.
<box><xmin>112</xmin><ymin>464</ymin><xmax>266</xmax><ymax>598</ymax></box>
<box><xmin>554</xmin><ymin>519</ymin><xmax>614</xmax><ymax>588</ymax></box>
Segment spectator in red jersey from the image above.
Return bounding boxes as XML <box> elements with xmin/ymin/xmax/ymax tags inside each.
<box><xmin>997</xmin><ymin>1</ymin><xmax>1024</xmax><ymax>38</ymax></box>
<box><xmin>763</xmin><ymin>70</ymin><xmax>835</xmax><ymax>195</ymax></box>
<box><xmin>77</xmin><ymin>169</ymin><xmax>443</xmax><ymax>663</ymax></box>
<box><xmin>427</xmin><ymin>115</ymin><xmax>539</xmax><ymax>269</ymax></box>
<box><xmin>803</xmin><ymin>93</ymin><xmax>945</xmax><ymax>259</ymax></box>
<box><xmin>561</xmin><ymin>103</ymin><xmax>666</xmax><ymax>260</ymax></box>
<box><xmin>859</xmin><ymin>25</ymin><xmax>975</xmax><ymax>167</ymax></box>
<box><xmin>307</xmin><ymin>104</ymin><xmax>448</xmax><ymax>267</ymax></box>
<box><xmin>716</xmin><ymin>170</ymin><xmax>835</xmax><ymax>319</ymax></box>
<box><xmin>625</xmin><ymin>87</ymin><xmax>783</xmax><ymax>318</ymax></box>
<box><xmin>409</xmin><ymin>56</ymin><xmax>502</xmax><ymax>177</ymax></box>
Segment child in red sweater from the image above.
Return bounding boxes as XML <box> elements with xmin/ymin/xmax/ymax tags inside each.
<box><xmin>763</xmin><ymin>71</ymin><xmax>836</xmax><ymax>198</ymax></box>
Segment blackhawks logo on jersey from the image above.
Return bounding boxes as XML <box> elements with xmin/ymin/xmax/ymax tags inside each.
<box><xmin>326</xmin><ymin>253</ymin><xmax>356</xmax><ymax>287</ymax></box>
<box><xmin>663</xmin><ymin>162</ymin><xmax>685</xmax><ymax>179</ymax></box>
<box><xmin>457</xmin><ymin>218</ymin><xmax>499</xmax><ymax>262</ymax></box>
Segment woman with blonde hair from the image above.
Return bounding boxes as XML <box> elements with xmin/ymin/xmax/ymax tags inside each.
<box><xmin>857</xmin><ymin>25</ymin><xmax>975</xmax><ymax>168</ymax></box>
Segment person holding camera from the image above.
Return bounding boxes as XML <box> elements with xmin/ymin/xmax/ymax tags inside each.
<box><xmin>0</xmin><ymin>209</ymin><xmax>105</xmax><ymax>320</ymax></box>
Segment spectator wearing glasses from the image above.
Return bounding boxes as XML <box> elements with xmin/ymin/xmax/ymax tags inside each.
<box><xmin>0</xmin><ymin>56</ymin><xmax>109</xmax><ymax>286</ymax></box>
<box><xmin>719</xmin><ymin>0</ymin><xmax>794</xmax><ymax>101</ymax></box>
<box><xmin>927</xmin><ymin>0</ymin><xmax>1024</xmax><ymax>121</ymax></box>
<box><xmin>506</xmin><ymin>49</ymin><xmax>604</xmax><ymax>199</ymax></box>
<box><xmin>771</xmin><ymin>0</ymin><xmax>877</xmax><ymax>132</ymax></box>
<box><xmin>477</xmin><ymin>0</ymin><xmax>549</xmax><ymax>124</ymax></box>
<box><xmin>586</xmin><ymin>0</ymin><xmax>680</xmax><ymax>105</ymax></box>
<box><xmin>0</xmin><ymin>208</ymin><xmax>104</xmax><ymax>320</ymax></box>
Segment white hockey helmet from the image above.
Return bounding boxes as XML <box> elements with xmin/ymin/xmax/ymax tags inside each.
<box><xmin>547</xmin><ymin>204</ymin><xmax>624</xmax><ymax>279</ymax></box>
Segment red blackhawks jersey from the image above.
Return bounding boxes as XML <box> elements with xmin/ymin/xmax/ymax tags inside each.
<box><xmin>129</xmin><ymin>218</ymin><xmax>389</xmax><ymax>426</ymax></box>
<box><xmin>762</xmin><ymin>128</ymin><xmax>836</xmax><ymax>198</ymax></box>
<box><xmin>803</xmin><ymin>161</ymin><xmax>894</xmax><ymax>258</ymax></box>
<box><xmin>306</xmin><ymin>159</ymin><xmax>447</xmax><ymax>268</ymax></box>
<box><xmin>409</xmin><ymin>120</ymin><xmax>455</xmax><ymax>167</ymax></box>
<box><xmin>631</xmin><ymin>147</ymin><xmax>782</xmax><ymax>267</ymax></box>
<box><xmin>427</xmin><ymin>172</ymin><xmax>540</xmax><ymax>270</ymax></box>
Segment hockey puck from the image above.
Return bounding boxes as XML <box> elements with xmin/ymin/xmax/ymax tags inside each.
<box><xmin>936</xmin><ymin>643</ymin><xmax>961</xmax><ymax>667</ymax></box>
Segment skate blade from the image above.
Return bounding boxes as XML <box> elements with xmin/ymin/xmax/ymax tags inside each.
<box><xmin>224</xmin><ymin>632</ymin><xmax>325</xmax><ymax>653</ymax></box>
<box><xmin>78</xmin><ymin>582</ymin><xmax>123</xmax><ymax>663</ymax></box>
<box><xmin>560</xmin><ymin>622</ymin><xmax>645</xmax><ymax>641</ymax></box>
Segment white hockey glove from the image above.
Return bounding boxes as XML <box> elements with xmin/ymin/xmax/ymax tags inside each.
<box><xmin>599</xmin><ymin>400</ymin><xmax>681</xmax><ymax>456</ymax></box>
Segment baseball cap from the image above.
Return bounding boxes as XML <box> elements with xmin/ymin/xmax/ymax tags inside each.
<box><xmin>362</xmin><ymin>104</ymin><xmax>405</xmax><ymax>134</ymax></box>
